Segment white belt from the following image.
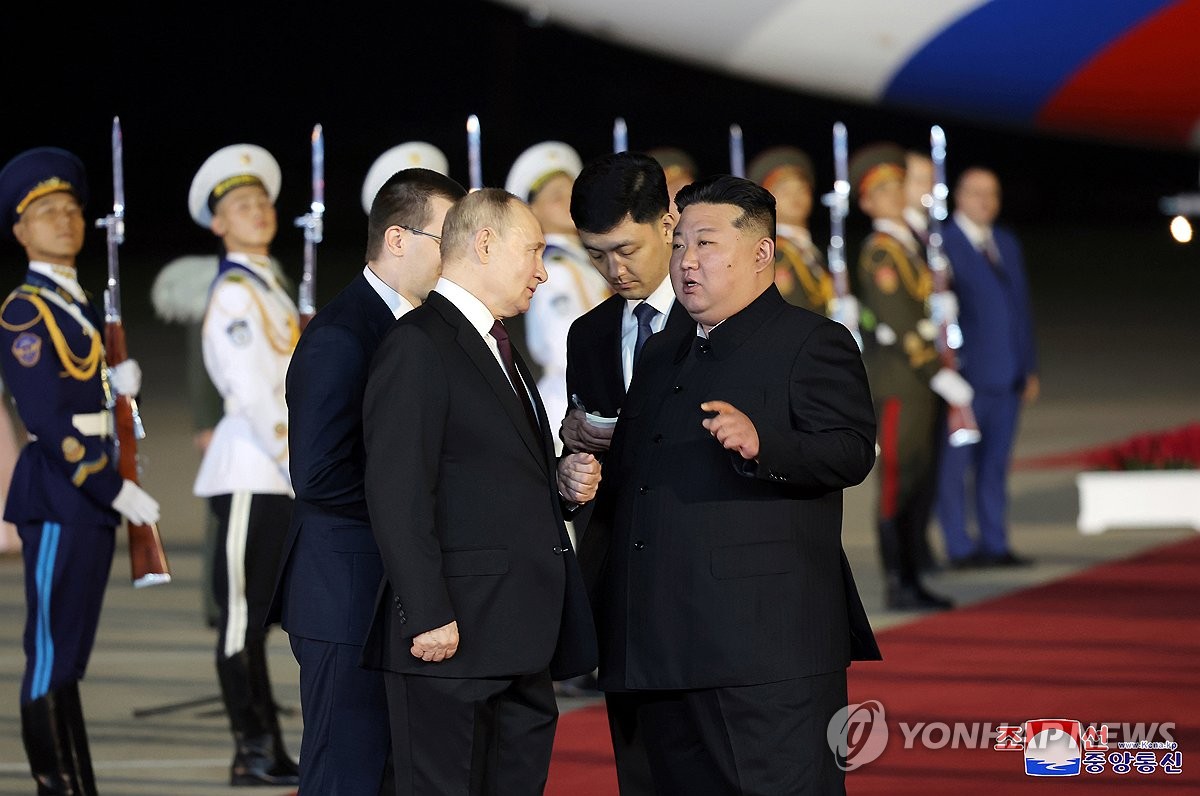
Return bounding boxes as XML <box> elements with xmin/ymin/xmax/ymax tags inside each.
<box><xmin>72</xmin><ymin>410</ymin><xmax>114</xmax><ymax>439</ymax></box>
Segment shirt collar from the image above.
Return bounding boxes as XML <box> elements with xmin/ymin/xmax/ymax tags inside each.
<box><xmin>677</xmin><ymin>284</ymin><xmax>783</xmax><ymax>361</ymax></box>
<box><xmin>873</xmin><ymin>218</ymin><xmax>920</xmax><ymax>253</ymax></box>
<box><xmin>432</xmin><ymin>276</ymin><xmax>496</xmax><ymax>338</ymax></box>
<box><xmin>225</xmin><ymin>252</ymin><xmax>280</xmax><ymax>287</ymax></box>
<box><xmin>626</xmin><ymin>273</ymin><xmax>676</xmax><ymax>319</ymax></box>
<box><xmin>776</xmin><ymin>223</ymin><xmax>814</xmax><ymax>248</ymax></box>
<box><xmin>953</xmin><ymin>210</ymin><xmax>993</xmax><ymax>249</ymax></box>
<box><xmin>903</xmin><ymin>206</ymin><xmax>929</xmax><ymax>233</ymax></box>
<box><xmin>363</xmin><ymin>265</ymin><xmax>413</xmax><ymax>319</ymax></box>
<box><xmin>29</xmin><ymin>261</ymin><xmax>86</xmax><ymax>303</ymax></box>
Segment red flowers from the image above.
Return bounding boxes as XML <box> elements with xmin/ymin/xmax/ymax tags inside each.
<box><xmin>1083</xmin><ymin>423</ymin><xmax>1200</xmax><ymax>471</ymax></box>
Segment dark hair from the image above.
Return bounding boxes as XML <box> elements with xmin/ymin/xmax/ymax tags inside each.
<box><xmin>569</xmin><ymin>151</ymin><xmax>669</xmax><ymax>234</ymax></box>
<box><xmin>366</xmin><ymin>168</ymin><xmax>467</xmax><ymax>261</ymax></box>
<box><xmin>675</xmin><ymin>174</ymin><xmax>775</xmax><ymax>240</ymax></box>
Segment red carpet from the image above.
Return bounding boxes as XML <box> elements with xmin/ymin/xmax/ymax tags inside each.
<box><xmin>547</xmin><ymin>535</ymin><xmax>1200</xmax><ymax>794</ymax></box>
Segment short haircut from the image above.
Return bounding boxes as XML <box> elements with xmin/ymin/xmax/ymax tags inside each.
<box><xmin>439</xmin><ymin>188</ymin><xmax>521</xmax><ymax>262</ymax></box>
<box><xmin>570</xmin><ymin>151</ymin><xmax>669</xmax><ymax>234</ymax></box>
<box><xmin>366</xmin><ymin>168</ymin><xmax>466</xmax><ymax>261</ymax></box>
<box><xmin>675</xmin><ymin>174</ymin><xmax>776</xmax><ymax>240</ymax></box>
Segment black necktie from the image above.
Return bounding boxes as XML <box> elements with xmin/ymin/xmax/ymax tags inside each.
<box><xmin>633</xmin><ymin>302</ymin><xmax>659</xmax><ymax>362</ymax></box>
<box><xmin>490</xmin><ymin>320</ymin><xmax>539</xmax><ymax>434</ymax></box>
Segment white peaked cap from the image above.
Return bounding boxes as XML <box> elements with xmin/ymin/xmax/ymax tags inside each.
<box><xmin>361</xmin><ymin>141</ymin><xmax>450</xmax><ymax>214</ymax></box>
<box><xmin>504</xmin><ymin>141</ymin><xmax>583</xmax><ymax>201</ymax></box>
<box><xmin>188</xmin><ymin>143</ymin><xmax>281</xmax><ymax>227</ymax></box>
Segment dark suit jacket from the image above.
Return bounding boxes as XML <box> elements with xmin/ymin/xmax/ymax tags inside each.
<box><xmin>580</xmin><ymin>286</ymin><xmax>881</xmax><ymax>692</ymax></box>
<box><xmin>360</xmin><ymin>290</ymin><xmax>596</xmax><ymax>680</ymax></box>
<box><xmin>564</xmin><ymin>293</ymin><xmax>693</xmax><ymax>421</ymax></box>
<box><xmin>267</xmin><ymin>273</ymin><xmax>393</xmax><ymax>643</ymax></box>
<box><xmin>943</xmin><ymin>220</ymin><xmax>1037</xmax><ymax>391</ymax></box>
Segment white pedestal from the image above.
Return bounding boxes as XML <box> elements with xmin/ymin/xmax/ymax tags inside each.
<box><xmin>1076</xmin><ymin>471</ymin><xmax>1200</xmax><ymax>535</ymax></box>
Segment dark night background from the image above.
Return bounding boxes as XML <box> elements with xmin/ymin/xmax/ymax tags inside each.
<box><xmin>3</xmin><ymin>1</ymin><xmax>1198</xmax><ymax>404</ymax></box>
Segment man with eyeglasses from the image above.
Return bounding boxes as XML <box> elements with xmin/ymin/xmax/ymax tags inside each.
<box><xmin>269</xmin><ymin>164</ymin><xmax>466</xmax><ymax>794</ymax></box>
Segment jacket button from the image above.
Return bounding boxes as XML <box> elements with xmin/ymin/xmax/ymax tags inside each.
<box><xmin>633</xmin><ymin>541</ymin><xmax>645</xmax><ymax>550</ymax></box>
<box><xmin>638</xmin><ymin>485</ymin><xmax>648</xmax><ymax>494</ymax></box>
<box><xmin>673</xmin><ymin>386</ymin><xmax>683</xmax><ymax>393</ymax></box>
<box><xmin>399</xmin><ymin>616</ymin><xmax>407</xmax><ymax>624</ymax></box>
<box><xmin>652</xmin><ymin>434</ymin><xmax>663</xmax><ymax>443</ymax></box>
<box><xmin>394</xmin><ymin>596</ymin><xmax>402</xmax><ymax>606</ymax></box>
<box><xmin>552</xmin><ymin>546</ymin><xmax>564</xmax><ymax>555</ymax></box>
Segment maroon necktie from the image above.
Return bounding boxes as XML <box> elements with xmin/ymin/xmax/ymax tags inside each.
<box><xmin>490</xmin><ymin>320</ymin><xmax>540</xmax><ymax>434</ymax></box>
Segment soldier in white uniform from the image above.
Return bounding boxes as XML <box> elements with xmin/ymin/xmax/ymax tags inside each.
<box><xmin>506</xmin><ymin>142</ymin><xmax>610</xmax><ymax>451</ymax></box>
<box><xmin>188</xmin><ymin>143</ymin><xmax>300</xmax><ymax>788</ymax></box>
<box><xmin>361</xmin><ymin>140</ymin><xmax>450</xmax><ymax>213</ymax></box>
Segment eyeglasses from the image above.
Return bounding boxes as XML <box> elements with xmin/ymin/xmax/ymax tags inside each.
<box><xmin>398</xmin><ymin>225</ymin><xmax>442</xmax><ymax>242</ymax></box>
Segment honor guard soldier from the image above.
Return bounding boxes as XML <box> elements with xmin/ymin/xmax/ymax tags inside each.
<box><xmin>646</xmin><ymin>146</ymin><xmax>698</xmax><ymax>217</ymax></box>
<box><xmin>188</xmin><ymin>144</ymin><xmax>300</xmax><ymax>787</ymax></box>
<box><xmin>850</xmin><ymin>142</ymin><xmax>963</xmax><ymax>612</ymax></box>
<box><xmin>506</xmin><ymin>141</ymin><xmax>610</xmax><ymax>449</ymax></box>
<box><xmin>361</xmin><ymin>140</ymin><xmax>450</xmax><ymax>213</ymax></box>
<box><xmin>749</xmin><ymin>145</ymin><xmax>835</xmax><ymax>315</ymax></box>
<box><xmin>0</xmin><ymin>147</ymin><xmax>160</xmax><ymax>794</ymax></box>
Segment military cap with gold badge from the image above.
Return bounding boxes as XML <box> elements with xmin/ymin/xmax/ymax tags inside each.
<box><xmin>505</xmin><ymin>141</ymin><xmax>583</xmax><ymax>203</ymax></box>
<box><xmin>748</xmin><ymin>145</ymin><xmax>815</xmax><ymax>191</ymax></box>
<box><xmin>0</xmin><ymin>147</ymin><xmax>88</xmax><ymax>238</ymax></box>
<box><xmin>361</xmin><ymin>142</ymin><xmax>450</xmax><ymax>214</ymax></box>
<box><xmin>848</xmin><ymin>142</ymin><xmax>906</xmax><ymax>198</ymax></box>
<box><xmin>646</xmin><ymin>146</ymin><xmax>698</xmax><ymax>184</ymax></box>
<box><xmin>188</xmin><ymin>143</ymin><xmax>281</xmax><ymax>227</ymax></box>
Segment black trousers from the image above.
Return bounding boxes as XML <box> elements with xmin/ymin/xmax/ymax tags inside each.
<box><xmin>210</xmin><ymin>491</ymin><xmax>292</xmax><ymax>657</ymax></box>
<box><xmin>625</xmin><ymin>670</ymin><xmax>848</xmax><ymax>795</ymax></box>
<box><xmin>385</xmin><ymin>670</ymin><xmax>558</xmax><ymax>796</ymax></box>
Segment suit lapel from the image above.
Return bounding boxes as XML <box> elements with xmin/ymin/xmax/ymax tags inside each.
<box><xmin>429</xmin><ymin>294</ymin><xmax>549</xmax><ymax>472</ymax></box>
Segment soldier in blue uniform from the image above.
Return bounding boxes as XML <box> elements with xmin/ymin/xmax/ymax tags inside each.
<box><xmin>0</xmin><ymin>147</ymin><xmax>160</xmax><ymax>794</ymax></box>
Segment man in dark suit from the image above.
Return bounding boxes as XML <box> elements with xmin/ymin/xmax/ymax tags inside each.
<box><xmin>270</xmin><ymin>167</ymin><xmax>466</xmax><ymax>794</ymax></box>
<box><xmin>579</xmin><ymin>175</ymin><xmax>881</xmax><ymax>794</ymax></box>
<box><xmin>559</xmin><ymin>150</ymin><xmax>691</xmax><ymax>793</ymax></box>
<box><xmin>362</xmin><ymin>188</ymin><xmax>601</xmax><ymax>795</ymax></box>
<box><xmin>936</xmin><ymin>167</ymin><xmax>1039</xmax><ymax>567</ymax></box>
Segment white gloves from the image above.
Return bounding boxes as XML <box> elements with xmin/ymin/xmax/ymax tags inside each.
<box><xmin>928</xmin><ymin>291</ymin><xmax>959</xmax><ymax>325</ymax></box>
<box><xmin>108</xmin><ymin>360</ymin><xmax>142</xmax><ymax>396</ymax></box>
<box><xmin>112</xmin><ymin>479</ymin><xmax>160</xmax><ymax>525</ymax></box>
<box><xmin>930</xmin><ymin>368</ymin><xmax>975</xmax><ymax>407</ymax></box>
<box><xmin>828</xmin><ymin>295</ymin><xmax>860</xmax><ymax>332</ymax></box>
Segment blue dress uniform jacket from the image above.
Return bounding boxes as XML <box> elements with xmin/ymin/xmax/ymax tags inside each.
<box><xmin>0</xmin><ymin>270</ymin><xmax>121</xmax><ymax>525</ymax></box>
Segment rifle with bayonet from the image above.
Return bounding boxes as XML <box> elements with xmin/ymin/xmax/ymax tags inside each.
<box><xmin>97</xmin><ymin>116</ymin><xmax>171</xmax><ymax>588</ymax></box>
<box><xmin>729</xmin><ymin>123</ymin><xmax>745</xmax><ymax>178</ymax></box>
<box><xmin>928</xmin><ymin>125</ymin><xmax>981</xmax><ymax>447</ymax></box>
<box><xmin>294</xmin><ymin>123</ymin><xmax>324</xmax><ymax>330</ymax></box>
<box><xmin>613</xmin><ymin>117</ymin><xmax>628</xmax><ymax>154</ymax></box>
<box><xmin>467</xmin><ymin>115</ymin><xmax>483</xmax><ymax>192</ymax></box>
<box><xmin>823</xmin><ymin>121</ymin><xmax>863</xmax><ymax>350</ymax></box>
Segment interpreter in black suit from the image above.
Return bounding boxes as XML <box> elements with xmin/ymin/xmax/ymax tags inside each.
<box><xmin>269</xmin><ymin>168</ymin><xmax>466</xmax><ymax>794</ymax></box>
<box><xmin>361</xmin><ymin>188</ymin><xmax>601</xmax><ymax>796</ymax></box>
<box><xmin>579</xmin><ymin>175</ymin><xmax>882</xmax><ymax>794</ymax></box>
<box><xmin>559</xmin><ymin>151</ymin><xmax>691</xmax><ymax>794</ymax></box>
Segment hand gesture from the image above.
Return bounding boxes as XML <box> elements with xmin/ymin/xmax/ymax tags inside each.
<box><xmin>557</xmin><ymin>452</ymin><xmax>601</xmax><ymax>504</ymax></box>
<box><xmin>700</xmin><ymin>401</ymin><xmax>759</xmax><ymax>461</ymax></box>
